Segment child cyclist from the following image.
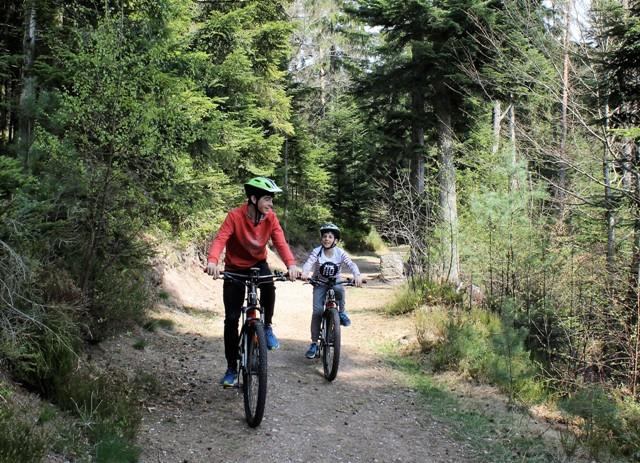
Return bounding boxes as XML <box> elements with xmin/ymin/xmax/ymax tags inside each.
<box><xmin>300</xmin><ymin>223</ymin><xmax>362</xmax><ymax>359</ymax></box>
<box><xmin>206</xmin><ymin>177</ymin><xmax>299</xmax><ymax>387</ymax></box>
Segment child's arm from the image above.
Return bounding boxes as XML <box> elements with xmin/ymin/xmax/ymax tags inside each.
<box><xmin>301</xmin><ymin>247</ymin><xmax>320</xmax><ymax>278</ymax></box>
<box><xmin>340</xmin><ymin>249</ymin><xmax>362</xmax><ymax>286</ymax></box>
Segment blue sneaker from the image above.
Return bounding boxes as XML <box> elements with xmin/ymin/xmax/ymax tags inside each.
<box><xmin>339</xmin><ymin>311</ymin><xmax>351</xmax><ymax>327</ymax></box>
<box><xmin>265</xmin><ymin>325</ymin><xmax>280</xmax><ymax>350</ymax></box>
<box><xmin>305</xmin><ymin>343</ymin><xmax>318</xmax><ymax>359</ymax></box>
<box><xmin>220</xmin><ymin>368</ymin><xmax>237</xmax><ymax>388</ymax></box>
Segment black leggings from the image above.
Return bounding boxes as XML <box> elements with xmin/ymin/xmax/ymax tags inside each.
<box><xmin>223</xmin><ymin>261</ymin><xmax>275</xmax><ymax>370</ymax></box>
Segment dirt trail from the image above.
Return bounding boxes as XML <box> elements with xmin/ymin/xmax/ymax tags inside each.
<box><xmin>97</xmin><ymin>255</ymin><xmax>475</xmax><ymax>463</ymax></box>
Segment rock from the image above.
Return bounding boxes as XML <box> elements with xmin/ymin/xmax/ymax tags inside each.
<box><xmin>379</xmin><ymin>253</ymin><xmax>405</xmax><ymax>283</ymax></box>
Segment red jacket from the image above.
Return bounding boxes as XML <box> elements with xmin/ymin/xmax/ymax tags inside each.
<box><xmin>207</xmin><ymin>203</ymin><xmax>295</xmax><ymax>270</ymax></box>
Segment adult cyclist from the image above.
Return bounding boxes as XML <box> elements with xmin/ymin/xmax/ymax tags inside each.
<box><xmin>206</xmin><ymin>177</ymin><xmax>299</xmax><ymax>387</ymax></box>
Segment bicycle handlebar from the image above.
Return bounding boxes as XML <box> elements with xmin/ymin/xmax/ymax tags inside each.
<box><xmin>222</xmin><ymin>271</ymin><xmax>288</xmax><ymax>285</ymax></box>
<box><xmin>306</xmin><ymin>277</ymin><xmax>363</xmax><ymax>287</ymax></box>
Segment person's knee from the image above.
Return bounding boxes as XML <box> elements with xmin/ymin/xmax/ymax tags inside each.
<box><xmin>224</xmin><ymin>315</ymin><xmax>240</xmax><ymax>327</ymax></box>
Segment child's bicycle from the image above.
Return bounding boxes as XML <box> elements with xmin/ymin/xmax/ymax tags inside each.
<box><xmin>222</xmin><ymin>268</ymin><xmax>287</xmax><ymax>427</ymax></box>
<box><xmin>307</xmin><ymin>276</ymin><xmax>356</xmax><ymax>381</ymax></box>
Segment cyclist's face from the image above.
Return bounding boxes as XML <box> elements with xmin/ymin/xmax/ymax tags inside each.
<box><xmin>256</xmin><ymin>195</ymin><xmax>274</xmax><ymax>215</ymax></box>
<box><xmin>321</xmin><ymin>232</ymin><xmax>336</xmax><ymax>248</ymax></box>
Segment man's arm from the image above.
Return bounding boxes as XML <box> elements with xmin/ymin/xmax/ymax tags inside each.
<box><xmin>269</xmin><ymin>215</ymin><xmax>295</xmax><ymax>267</ymax></box>
<box><xmin>207</xmin><ymin>213</ymin><xmax>235</xmax><ymax>265</ymax></box>
<box><xmin>269</xmin><ymin>215</ymin><xmax>299</xmax><ymax>280</ymax></box>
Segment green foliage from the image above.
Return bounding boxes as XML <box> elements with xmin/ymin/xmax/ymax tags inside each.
<box><xmin>0</xmin><ymin>404</ymin><xmax>48</xmax><ymax>463</ymax></box>
<box><xmin>132</xmin><ymin>338</ymin><xmax>147</xmax><ymax>350</ymax></box>
<box><xmin>89</xmin><ymin>264</ymin><xmax>153</xmax><ymax>339</ymax></box>
<box><xmin>1</xmin><ymin>306</ymin><xmax>79</xmax><ymax>396</ymax></box>
<box><xmin>415</xmin><ymin>305</ymin><xmax>450</xmax><ymax>349</ymax></box>
<box><xmin>380</xmin><ymin>347</ymin><xmax>565</xmax><ymax>462</ymax></box>
<box><xmin>193</xmin><ymin>1</ymin><xmax>294</xmax><ymax>180</ymax></box>
<box><xmin>94</xmin><ymin>434</ymin><xmax>140</xmax><ymax>463</ymax></box>
<box><xmin>558</xmin><ymin>387</ymin><xmax>640</xmax><ymax>460</ymax></box>
<box><xmin>425</xmin><ymin>305</ymin><xmax>544</xmax><ymax>405</ymax></box>
<box><xmin>616</xmin><ymin>394</ymin><xmax>640</xmax><ymax>460</ymax></box>
<box><xmin>280</xmin><ymin>202</ymin><xmax>332</xmax><ymax>246</ymax></box>
<box><xmin>54</xmin><ymin>368</ymin><xmax>141</xmax><ymax>460</ymax></box>
<box><xmin>385</xmin><ymin>279</ymin><xmax>462</xmax><ymax>315</ymax></box>
<box><xmin>560</xmin><ymin>385</ymin><xmax>620</xmax><ymax>458</ymax></box>
<box><xmin>385</xmin><ymin>283</ymin><xmax>425</xmax><ymax>315</ymax></box>
<box><xmin>362</xmin><ymin>227</ymin><xmax>388</xmax><ymax>253</ymax></box>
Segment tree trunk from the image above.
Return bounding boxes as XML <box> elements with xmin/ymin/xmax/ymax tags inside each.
<box><xmin>622</xmin><ymin>140</ymin><xmax>634</xmax><ymax>191</ymax></box>
<box><xmin>18</xmin><ymin>0</ymin><xmax>37</xmax><ymax>168</ymax></box>
<box><xmin>283</xmin><ymin>137</ymin><xmax>289</xmax><ymax>230</ymax></box>
<box><xmin>492</xmin><ymin>99</ymin><xmax>501</xmax><ymax>155</ymax></box>
<box><xmin>630</xmin><ymin>142</ymin><xmax>640</xmax><ymax>316</ymax></box>
<box><xmin>410</xmin><ymin>88</ymin><xmax>425</xmax><ymax>195</ymax></box>
<box><xmin>603</xmin><ymin>103</ymin><xmax>615</xmax><ymax>268</ymax></box>
<box><xmin>509</xmin><ymin>100</ymin><xmax>519</xmax><ymax>191</ymax></box>
<box><xmin>410</xmin><ymin>42</ymin><xmax>425</xmax><ymax>195</ymax></box>
<box><xmin>556</xmin><ymin>0</ymin><xmax>572</xmax><ymax>219</ymax></box>
<box><xmin>435</xmin><ymin>86</ymin><xmax>459</xmax><ymax>284</ymax></box>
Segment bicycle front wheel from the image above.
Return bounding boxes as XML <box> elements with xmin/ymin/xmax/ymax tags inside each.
<box><xmin>322</xmin><ymin>308</ymin><xmax>341</xmax><ymax>381</ymax></box>
<box><xmin>243</xmin><ymin>322</ymin><xmax>268</xmax><ymax>427</ymax></box>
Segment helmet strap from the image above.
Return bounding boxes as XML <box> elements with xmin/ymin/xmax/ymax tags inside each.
<box><xmin>248</xmin><ymin>195</ymin><xmax>265</xmax><ymax>226</ymax></box>
<box><xmin>322</xmin><ymin>237</ymin><xmax>337</xmax><ymax>249</ymax></box>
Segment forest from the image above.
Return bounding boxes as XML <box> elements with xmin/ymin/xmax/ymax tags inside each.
<box><xmin>1</xmin><ymin>0</ymin><xmax>640</xmax><ymax>461</ymax></box>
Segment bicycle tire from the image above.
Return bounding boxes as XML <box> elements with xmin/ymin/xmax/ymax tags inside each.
<box><xmin>322</xmin><ymin>308</ymin><xmax>341</xmax><ymax>381</ymax></box>
<box><xmin>243</xmin><ymin>322</ymin><xmax>268</xmax><ymax>427</ymax></box>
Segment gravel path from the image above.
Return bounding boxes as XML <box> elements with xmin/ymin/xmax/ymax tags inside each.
<box><xmin>98</xmin><ymin>255</ymin><xmax>475</xmax><ymax>463</ymax></box>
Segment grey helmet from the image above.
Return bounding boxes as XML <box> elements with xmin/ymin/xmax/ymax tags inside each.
<box><xmin>319</xmin><ymin>223</ymin><xmax>340</xmax><ymax>248</ymax></box>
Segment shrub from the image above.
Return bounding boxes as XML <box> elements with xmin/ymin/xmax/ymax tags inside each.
<box><xmin>386</xmin><ymin>279</ymin><xmax>462</xmax><ymax>316</ymax></box>
<box><xmin>560</xmin><ymin>386</ymin><xmax>640</xmax><ymax>460</ymax></box>
<box><xmin>415</xmin><ymin>305</ymin><xmax>450</xmax><ymax>350</ymax></box>
<box><xmin>0</xmin><ymin>403</ymin><xmax>48</xmax><ymax>463</ymax></box>
<box><xmin>616</xmin><ymin>393</ymin><xmax>640</xmax><ymax>459</ymax></box>
<box><xmin>54</xmin><ymin>368</ymin><xmax>141</xmax><ymax>460</ymax></box>
<box><xmin>1</xmin><ymin>306</ymin><xmax>79</xmax><ymax>396</ymax></box>
<box><xmin>426</xmin><ymin>306</ymin><xmax>545</xmax><ymax>404</ymax></box>
<box><xmin>385</xmin><ymin>283</ymin><xmax>425</xmax><ymax>315</ymax></box>
<box><xmin>89</xmin><ymin>264</ymin><xmax>153</xmax><ymax>339</ymax></box>
<box><xmin>363</xmin><ymin>227</ymin><xmax>388</xmax><ymax>253</ymax></box>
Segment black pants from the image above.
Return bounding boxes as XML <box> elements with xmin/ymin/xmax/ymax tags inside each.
<box><xmin>223</xmin><ymin>261</ymin><xmax>275</xmax><ymax>370</ymax></box>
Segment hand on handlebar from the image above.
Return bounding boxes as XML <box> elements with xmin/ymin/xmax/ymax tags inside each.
<box><xmin>353</xmin><ymin>274</ymin><xmax>363</xmax><ymax>287</ymax></box>
<box><xmin>206</xmin><ymin>262</ymin><xmax>220</xmax><ymax>279</ymax></box>
<box><xmin>287</xmin><ymin>265</ymin><xmax>300</xmax><ymax>282</ymax></box>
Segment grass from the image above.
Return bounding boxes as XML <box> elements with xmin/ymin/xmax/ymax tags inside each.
<box><xmin>378</xmin><ymin>343</ymin><xmax>568</xmax><ymax>462</ymax></box>
<box><xmin>383</xmin><ymin>279</ymin><xmax>462</xmax><ymax>316</ymax></box>
<box><xmin>132</xmin><ymin>338</ymin><xmax>147</xmax><ymax>350</ymax></box>
<box><xmin>143</xmin><ymin>317</ymin><xmax>175</xmax><ymax>332</ymax></box>
<box><xmin>0</xmin><ymin>404</ymin><xmax>48</xmax><ymax>463</ymax></box>
<box><xmin>182</xmin><ymin>306</ymin><xmax>216</xmax><ymax>320</ymax></box>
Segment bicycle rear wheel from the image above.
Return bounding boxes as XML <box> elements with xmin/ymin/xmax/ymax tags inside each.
<box><xmin>321</xmin><ymin>308</ymin><xmax>341</xmax><ymax>381</ymax></box>
<box><xmin>243</xmin><ymin>322</ymin><xmax>268</xmax><ymax>427</ymax></box>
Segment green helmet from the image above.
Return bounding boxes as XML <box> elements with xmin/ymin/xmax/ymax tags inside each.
<box><xmin>244</xmin><ymin>177</ymin><xmax>282</xmax><ymax>198</ymax></box>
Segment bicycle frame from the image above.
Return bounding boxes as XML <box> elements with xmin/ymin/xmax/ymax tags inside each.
<box><xmin>307</xmin><ymin>276</ymin><xmax>353</xmax><ymax>381</ymax></box>
<box><xmin>224</xmin><ymin>268</ymin><xmax>285</xmax><ymax>369</ymax></box>
<box><xmin>222</xmin><ymin>267</ymin><xmax>286</xmax><ymax>427</ymax></box>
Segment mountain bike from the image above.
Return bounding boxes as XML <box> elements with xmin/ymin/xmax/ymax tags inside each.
<box><xmin>307</xmin><ymin>276</ymin><xmax>356</xmax><ymax>381</ymax></box>
<box><xmin>222</xmin><ymin>268</ymin><xmax>287</xmax><ymax>427</ymax></box>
